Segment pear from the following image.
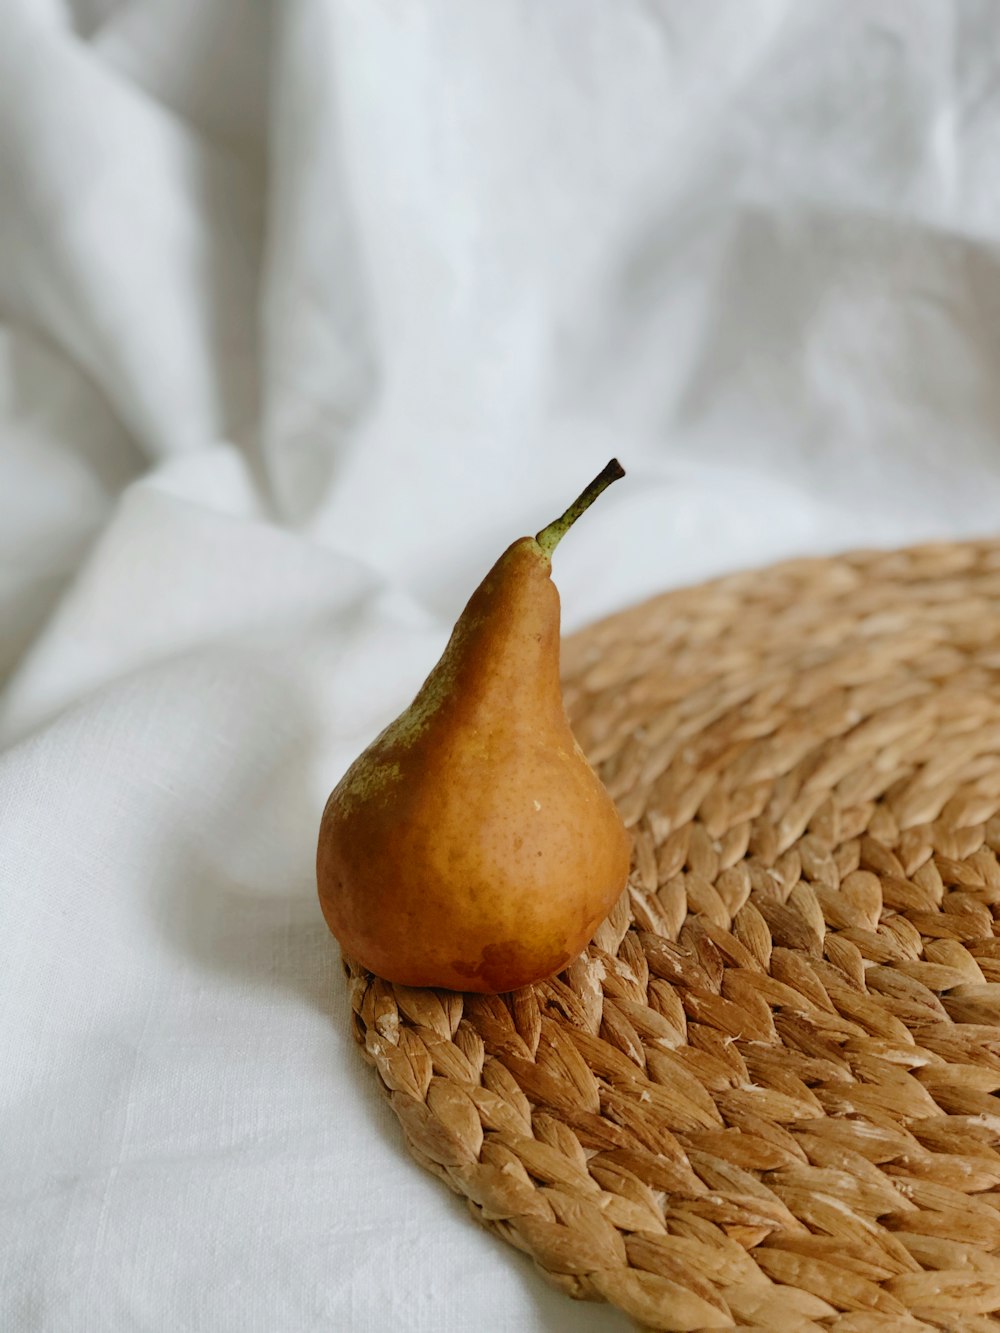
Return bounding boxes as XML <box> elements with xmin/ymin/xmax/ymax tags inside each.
<box><xmin>317</xmin><ymin>460</ymin><xmax>631</xmax><ymax>993</ymax></box>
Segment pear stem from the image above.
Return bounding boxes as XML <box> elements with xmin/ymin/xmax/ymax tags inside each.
<box><xmin>535</xmin><ymin>458</ymin><xmax>625</xmax><ymax>557</ymax></box>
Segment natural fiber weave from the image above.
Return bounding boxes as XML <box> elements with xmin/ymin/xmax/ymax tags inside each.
<box><xmin>346</xmin><ymin>540</ymin><xmax>1000</xmax><ymax>1331</ymax></box>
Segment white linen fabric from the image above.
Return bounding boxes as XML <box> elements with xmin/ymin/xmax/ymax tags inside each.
<box><xmin>4</xmin><ymin>3</ymin><xmax>1000</xmax><ymax>1329</ymax></box>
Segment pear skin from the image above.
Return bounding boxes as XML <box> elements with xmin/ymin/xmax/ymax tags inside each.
<box><xmin>317</xmin><ymin>462</ymin><xmax>631</xmax><ymax>993</ymax></box>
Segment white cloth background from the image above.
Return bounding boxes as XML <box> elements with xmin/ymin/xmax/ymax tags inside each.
<box><xmin>4</xmin><ymin>3</ymin><xmax>1000</xmax><ymax>1329</ymax></box>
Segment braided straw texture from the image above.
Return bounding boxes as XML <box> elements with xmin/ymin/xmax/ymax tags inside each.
<box><xmin>346</xmin><ymin>541</ymin><xmax>1000</xmax><ymax>1332</ymax></box>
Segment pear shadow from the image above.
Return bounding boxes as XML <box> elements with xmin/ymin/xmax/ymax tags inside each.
<box><xmin>156</xmin><ymin>734</ymin><xmax>335</xmax><ymax>1018</ymax></box>
<box><xmin>330</xmin><ymin>974</ymin><xmax>634</xmax><ymax>1333</ymax></box>
<box><xmin>156</xmin><ymin>698</ymin><xmax>630</xmax><ymax>1332</ymax></box>
<box><xmin>331</xmin><ymin>973</ymin><xmax>635</xmax><ymax>1333</ymax></box>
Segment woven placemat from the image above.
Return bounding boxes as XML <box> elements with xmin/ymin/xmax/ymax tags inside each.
<box><xmin>346</xmin><ymin>540</ymin><xmax>1000</xmax><ymax>1332</ymax></box>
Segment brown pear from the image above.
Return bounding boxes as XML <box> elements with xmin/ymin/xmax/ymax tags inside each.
<box><xmin>317</xmin><ymin>460</ymin><xmax>631</xmax><ymax>993</ymax></box>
